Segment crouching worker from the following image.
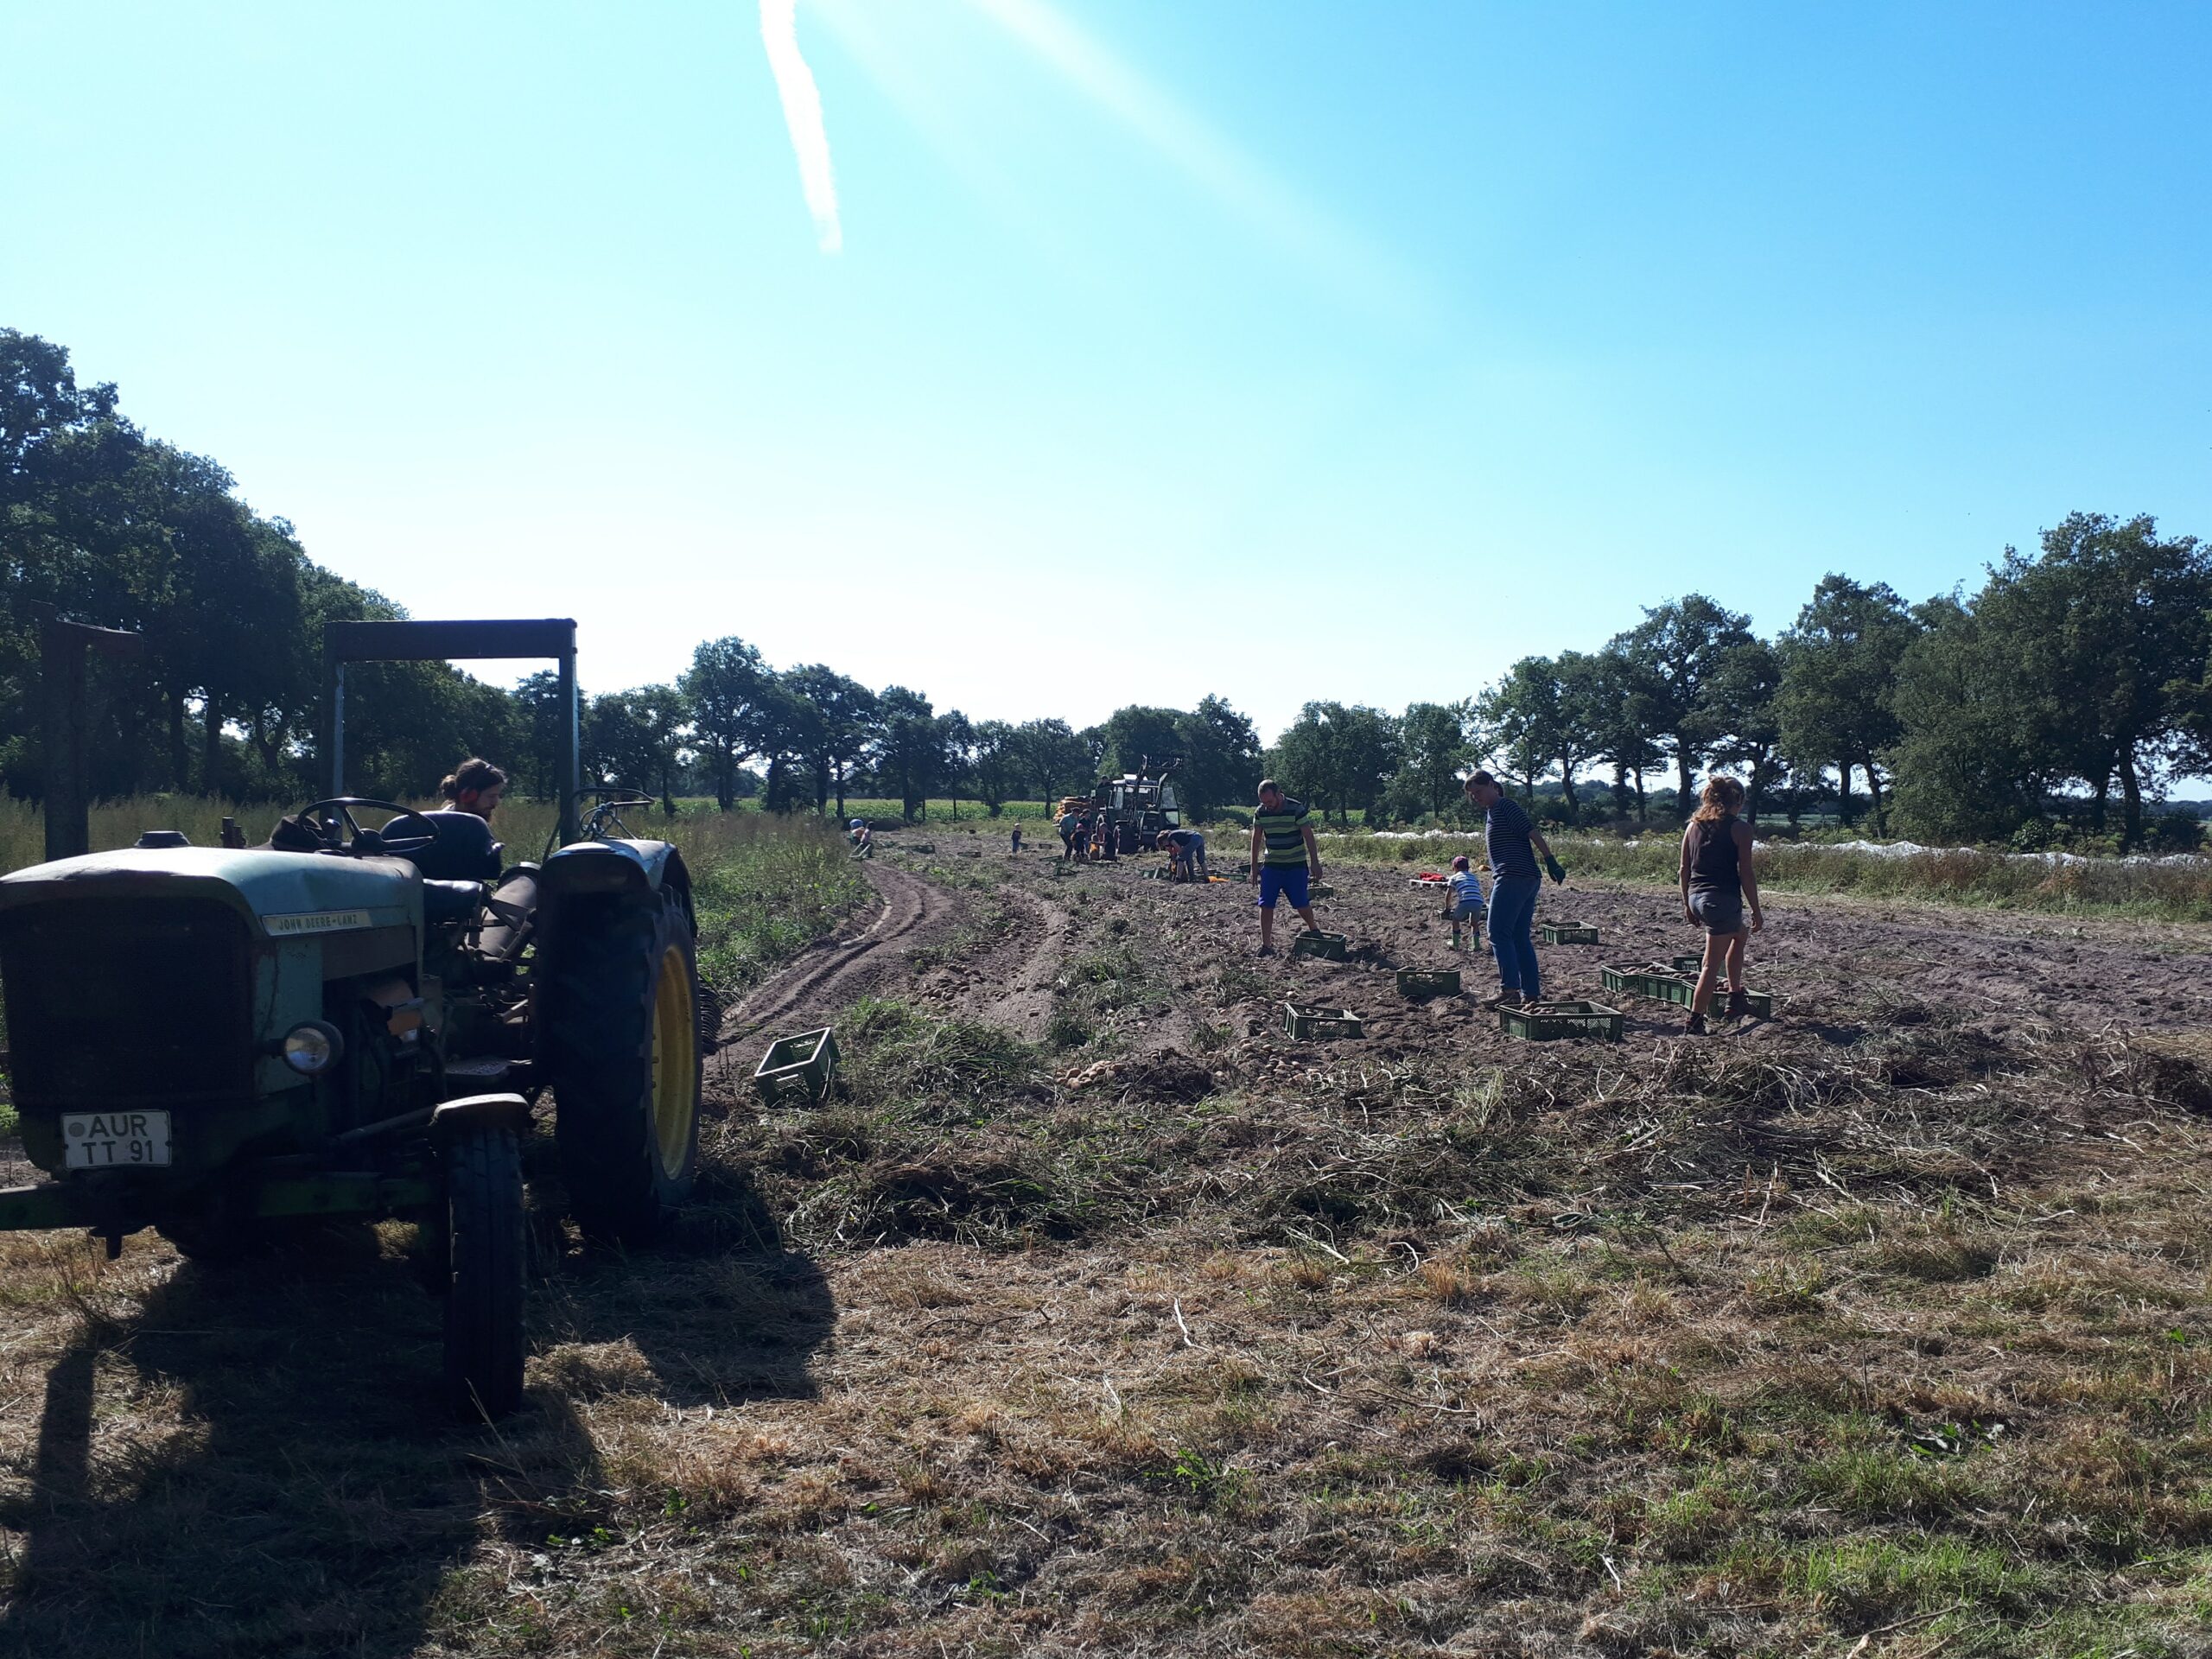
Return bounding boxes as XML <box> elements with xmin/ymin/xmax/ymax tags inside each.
<box><xmin>1446</xmin><ymin>853</ymin><xmax>1485</xmax><ymax>951</ymax></box>
<box><xmin>1157</xmin><ymin>827</ymin><xmax>1208</xmax><ymax>882</ymax></box>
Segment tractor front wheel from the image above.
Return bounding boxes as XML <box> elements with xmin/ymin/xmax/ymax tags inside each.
<box><xmin>542</xmin><ymin>888</ymin><xmax>702</xmax><ymax>1244</ymax></box>
<box><xmin>442</xmin><ymin>1122</ymin><xmax>526</xmax><ymax>1419</ymax></box>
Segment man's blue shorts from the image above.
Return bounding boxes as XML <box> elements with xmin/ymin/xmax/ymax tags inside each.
<box><xmin>1257</xmin><ymin>864</ymin><xmax>1310</xmax><ymax>909</ymax></box>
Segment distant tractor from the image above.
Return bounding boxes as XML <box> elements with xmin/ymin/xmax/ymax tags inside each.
<box><xmin>0</xmin><ymin>620</ymin><xmax>707</xmax><ymax>1419</ymax></box>
<box><xmin>1090</xmin><ymin>756</ymin><xmax>1184</xmax><ymax>856</ymax></box>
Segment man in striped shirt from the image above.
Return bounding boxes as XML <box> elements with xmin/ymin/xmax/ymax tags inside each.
<box><xmin>1249</xmin><ymin>779</ymin><xmax>1324</xmax><ymax>956</ymax></box>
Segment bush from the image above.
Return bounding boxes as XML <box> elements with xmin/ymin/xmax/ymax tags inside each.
<box><xmin>2148</xmin><ymin>812</ymin><xmax>2204</xmax><ymax>853</ymax></box>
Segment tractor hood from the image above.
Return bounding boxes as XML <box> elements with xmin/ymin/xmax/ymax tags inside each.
<box><xmin>0</xmin><ymin>847</ymin><xmax>423</xmax><ymax>937</ymax></box>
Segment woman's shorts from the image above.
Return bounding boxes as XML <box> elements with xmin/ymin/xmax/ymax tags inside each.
<box><xmin>1689</xmin><ymin>890</ymin><xmax>1745</xmax><ymax>934</ymax></box>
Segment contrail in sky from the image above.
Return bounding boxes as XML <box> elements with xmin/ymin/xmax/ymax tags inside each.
<box><xmin>760</xmin><ymin>0</ymin><xmax>842</xmax><ymax>252</ymax></box>
<box><xmin>964</xmin><ymin>0</ymin><xmax>1421</xmax><ymax>318</ymax></box>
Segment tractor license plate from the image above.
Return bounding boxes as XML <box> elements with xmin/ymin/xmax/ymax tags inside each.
<box><xmin>61</xmin><ymin>1110</ymin><xmax>172</xmax><ymax>1170</ymax></box>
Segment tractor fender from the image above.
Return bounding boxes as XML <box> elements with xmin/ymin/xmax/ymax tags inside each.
<box><xmin>431</xmin><ymin>1093</ymin><xmax>532</xmax><ymax>1139</ymax></box>
<box><xmin>538</xmin><ymin>839</ymin><xmax>694</xmax><ymax>931</ymax></box>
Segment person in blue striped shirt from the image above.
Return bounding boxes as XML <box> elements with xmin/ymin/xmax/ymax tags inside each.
<box><xmin>1463</xmin><ymin>772</ymin><xmax>1564</xmax><ymax>1004</ymax></box>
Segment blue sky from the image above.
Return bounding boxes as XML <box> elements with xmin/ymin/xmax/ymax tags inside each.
<box><xmin>4</xmin><ymin>2</ymin><xmax>2207</xmax><ymax>740</ymax></box>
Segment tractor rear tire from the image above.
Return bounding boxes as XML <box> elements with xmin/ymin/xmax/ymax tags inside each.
<box><xmin>542</xmin><ymin>888</ymin><xmax>702</xmax><ymax>1245</ymax></box>
<box><xmin>442</xmin><ymin>1122</ymin><xmax>526</xmax><ymax>1419</ymax></box>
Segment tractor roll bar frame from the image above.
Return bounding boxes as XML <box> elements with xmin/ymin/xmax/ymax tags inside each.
<box><xmin>325</xmin><ymin>618</ymin><xmax>582</xmax><ymax>845</ymax></box>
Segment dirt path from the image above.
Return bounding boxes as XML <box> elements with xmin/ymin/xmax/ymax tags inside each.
<box><xmin>709</xmin><ymin>857</ymin><xmax>964</xmax><ymax>1091</ymax></box>
<box><xmin>940</xmin><ymin>875</ymin><xmax>1075</xmax><ymax>1043</ymax></box>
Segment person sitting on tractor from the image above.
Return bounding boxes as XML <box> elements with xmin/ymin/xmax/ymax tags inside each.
<box><xmin>442</xmin><ymin>757</ymin><xmax>507</xmax><ymax>821</ymax></box>
<box><xmin>404</xmin><ymin>758</ymin><xmax>509</xmax><ymax>881</ymax></box>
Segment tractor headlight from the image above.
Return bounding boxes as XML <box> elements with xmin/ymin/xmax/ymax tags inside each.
<box><xmin>280</xmin><ymin>1020</ymin><xmax>345</xmax><ymax>1076</ymax></box>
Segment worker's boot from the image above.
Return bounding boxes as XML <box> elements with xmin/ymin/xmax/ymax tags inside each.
<box><xmin>1726</xmin><ymin>988</ymin><xmax>1751</xmax><ymax>1020</ymax></box>
<box><xmin>1686</xmin><ymin>1011</ymin><xmax>1709</xmax><ymax>1036</ymax></box>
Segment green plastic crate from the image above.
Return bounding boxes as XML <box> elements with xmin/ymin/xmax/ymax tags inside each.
<box><xmin>1599</xmin><ymin>961</ymin><xmax>1675</xmax><ymax>1001</ymax></box>
<box><xmin>1540</xmin><ymin>921</ymin><xmax>1600</xmax><ymax>945</ymax></box>
<box><xmin>1719</xmin><ymin>984</ymin><xmax>1777</xmax><ymax>1019</ymax></box>
<box><xmin>1283</xmin><ymin>1001</ymin><xmax>1364</xmax><ymax>1039</ymax></box>
<box><xmin>1289</xmin><ymin>931</ymin><xmax>1350</xmax><ymax>962</ymax></box>
<box><xmin>753</xmin><ymin>1027</ymin><xmax>840</xmax><ymax>1104</ymax></box>
<box><xmin>1668</xmin><ymin>953</ymin><xmax>1704</xmax><ymax>974</ymax></box>
<box><xmin>1497</xmin><ymin>1000</ymin><xmax>1624</xmax><ymax>1042</ymax></box>
<box><xmin>1624</xmin><ymin>966</ymin><xmax>1778</xmax><ymax>1020</ymax></box>
<box><xmin>1308</xmin><ymin>882</ymin><xmax>1336</xmax><ymax>899</ymax></box>
<box><xmin>1395</xmin><ymin>968</ymin><xmax>1461</xmax><ymax>1000</ymax></box>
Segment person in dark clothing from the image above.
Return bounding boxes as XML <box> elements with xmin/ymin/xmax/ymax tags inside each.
<box><xmin>1157</xmin><ymin>827</ymin><xmax>1208</xmax><ymax>881</ymax></box>
<box><xmin>1678</xmin><ymin>775</ymin><xmax>1764</xmax><ymax>1033</ymax></box>
<box><xmin>1462</xmin><ymin>771</ymin><xmax>1563</xmax><ymax>1005</ymax></box>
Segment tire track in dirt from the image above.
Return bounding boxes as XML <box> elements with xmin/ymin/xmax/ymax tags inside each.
<box><xmin>942</xmin><ymin>877</ymin><xmax>1075</xmax><ymax>1044</ymax></box>
<box><xmin>709</xmin><ymin>860</ymin><xmax>961</xmax><ymax>1090</ymax></box>
<box><xmin>710</xmin><ymin>852</ymin><xmax>1090</xmax><ymax>1100</ymax></box>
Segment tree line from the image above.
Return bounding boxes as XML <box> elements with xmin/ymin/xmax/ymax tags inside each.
<box><xmin>0</xmin><ymin>330</ymin><xmax>1258</xmax><ymax>820</ymax></box>
<box><xmin>6</xmin><ymin>329</ymin><xmax>2207</xmax><ymax>850</ymax></box>
<box><xmin>1266</xmin><ymin>517</ymin><xmax>2208</xmax><ymax>854</ymax></box>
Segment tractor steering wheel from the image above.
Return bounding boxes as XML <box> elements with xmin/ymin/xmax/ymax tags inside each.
<box><xmin>293</xmin><ymin>798</ymin><xmax>442</xmax><ymax>859</ymax></box>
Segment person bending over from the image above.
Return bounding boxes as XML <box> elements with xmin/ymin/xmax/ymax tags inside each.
<box><xmin>1158</xmin><ymin>826</ymin><xmax>1208</xmax><ymax>882</ymax></box>
<box><xmin>1679</xmin><ymin>775</ymin><xmax>1764</xmax><ymax>1034</ymax></box>
<box><xmin>1445</xmin><ymin>853</ymin><xmax>1485</xmax><ymax>951</ymax></box>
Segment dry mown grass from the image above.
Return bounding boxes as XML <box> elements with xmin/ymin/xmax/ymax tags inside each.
<box><xmin>3</xmin><ymin>853</ymin><xmax>2212</xmax><ymax>1655</ymax></box>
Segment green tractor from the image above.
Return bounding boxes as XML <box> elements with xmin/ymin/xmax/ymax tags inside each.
<box><xmin>0</xmin><ymin>620</ymin><xmax>707</xmax><ymax>1418</ymax></box>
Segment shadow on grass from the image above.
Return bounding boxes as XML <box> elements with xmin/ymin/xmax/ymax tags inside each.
<box><xmin>0</xmin><ymin>1167</ymin><xmax>833</xmax><ymax>1658</ymax></box>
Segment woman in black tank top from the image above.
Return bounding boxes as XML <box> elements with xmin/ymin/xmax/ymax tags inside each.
<box><xmin>1685</xmin><ymin>816</ymin><xmax>1742</xmax><ymax>897</ymax></box>
<box><xmin>1677</xmin><ymin>777</ymin><xmax>1764</xmax><ymax>1033</ymax></box>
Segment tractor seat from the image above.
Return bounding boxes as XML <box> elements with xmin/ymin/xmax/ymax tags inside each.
<box><xmin>391</xmin><ymin>810</ymin><xmax>503</xmax><ymax>882</ymax></box>
<box><xmin>423</xmin><ymin>880</ymin><xmax>487</xmax><ymax>927</ymax></box>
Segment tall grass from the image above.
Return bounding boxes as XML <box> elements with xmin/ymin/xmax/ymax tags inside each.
<box><xmin>1311</xmin><ymin>828</ymin><xmax>2212</xmax><ymax>921</ymax></box>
